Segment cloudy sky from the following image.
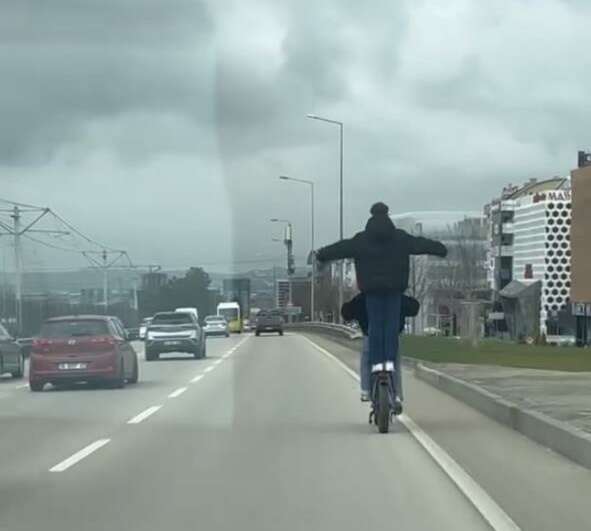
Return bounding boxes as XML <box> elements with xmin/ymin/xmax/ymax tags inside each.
<box><xmin>1</xmin><ymin>0</ymin><xmax>591</xmax><ymax>273</ymax></box>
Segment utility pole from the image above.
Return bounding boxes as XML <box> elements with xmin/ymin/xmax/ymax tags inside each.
<box><xmin>12</xmin><ymin>207</ymin><xmax>22</xmax><ymax>332</ymax></box>
<box><xmin>83</xmin><ymin>250</ymin><xmax>129</xmax><ymax>315</ymax></box>
<box><xmin>102</xmin><ymin>250</ymin><xmax>108</xmax><ymax>312</ymax></box>
<box><xmin>0</xmin><ymin>205</ymin><xmax>68</xmax><ymax>335</ymax></box>
<box><xmin>278</xmin><ymin>176</ymin><xmax>316</xmax><ymax>320</ymax></box>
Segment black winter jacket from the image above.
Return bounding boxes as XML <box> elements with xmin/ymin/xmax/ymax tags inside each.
<box><xmin>316</xmin><ymin>214</ymin><xmax>447</xmax><ymax>293</ymax></box>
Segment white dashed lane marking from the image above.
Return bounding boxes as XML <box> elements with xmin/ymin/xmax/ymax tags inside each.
<box><xmin>168</xmin><ymin>387</ymin><xmax>188</xmax><ymax>399</ymax></box>
<box><xmin>127</xmin><ymin>405</ymin><xmax>163</xmax><ymax>425</ymax></box>
<box><xmin>49</xmin><ymin>439</ymin><xmax>111</xmax><ymax>472</ymax></box>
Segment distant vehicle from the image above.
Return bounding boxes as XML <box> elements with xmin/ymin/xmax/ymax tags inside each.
<box><xmin>243</xmin><ymin>318</ymin><xmax>252</xmax><ymax>332</ymax></box>
<box><xmin>203</xmin><ymin>315</ymin><xmax>230</xmax><ymax>337</ymax></box>
<box><xmin>423</xmin><ymin>327</ymin><xmax>442</xmax><ymax>336</ymax></box>
<box><xmin>145</xmin><ymin>311</ymin><xmax>206</xmax><ymax>361</ymax></box>
<box><xmin>16</xmin><ymin>337</ymin><xmax>34</xmax><ymax>358</ymax></box>
<box><xmin>0</xmin><ymin>323</ymin><xmax>25</xmax><ymax>379</ymax></box>
<box><xmin>175</xmin><ymin>307</ymin><xmax>199</xmax><ymax>321</ymax></box>
<box><xmin>255</xmin><ymin>310</ymin><xmax>284</xmax><ymax>336</ymax></box>
<box><xmin>29</xmin><ymin>315</ymin><xmax>139</xmax><ymax>392</ymax></box>
<box><xmin>217</xmin><ymin>302</ymin><xmax>242</xmax><ymax>333</ymax></box>
<box><xmin>126</xmin><ymin>328</ymin><xmax>140</xmax><ymax>341</ymax></box>
<box><xmin>139</xmin><ymin>317</ymin><xmax>152</xmax><ymax>340</ymax></box>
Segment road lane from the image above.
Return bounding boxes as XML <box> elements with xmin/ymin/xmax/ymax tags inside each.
<box><xmin>0</xmin><ymin>335</ymin><xmax>241</xmax><ymax>484</ymax></box>
<box><xmin>304</xmin><ymin>332</ymin><xmax>591</xmax><ymax>531</ymax></box>
<box><xmin>0</xmin><ymin>333</ymin><xmax>491</xmax><ymax>531</ymax></box>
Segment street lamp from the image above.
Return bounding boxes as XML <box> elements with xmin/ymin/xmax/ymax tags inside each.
<box><xmin>307</xmin><ymin>113</ymin><xmax>345</xmax><ymax>321</ymax></box>
<box><xmin>279</xmin><ymin>175</ymin><xmax>315</xmax><ymax>321</ymax></box>
<box><xmin>270</xmin><ymin>218</ymin><xmax>294</xmax><ymax>312</ymax></box>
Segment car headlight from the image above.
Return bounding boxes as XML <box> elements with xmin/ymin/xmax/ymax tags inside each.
<box><xmin>146</xmin><ymin>331</ymin><xmax>156</xmax><ymax>340</ymax></box>
<box><xmin>188</xmin><ymin>330</ymin><xmax>198</xmax><ymax>339</ymax></box>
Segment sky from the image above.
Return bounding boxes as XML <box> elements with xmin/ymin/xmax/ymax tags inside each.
<box><xmin>1</xmin><ymin>0</ymin><xmax>591</xmax><ymax>273</ymax></box>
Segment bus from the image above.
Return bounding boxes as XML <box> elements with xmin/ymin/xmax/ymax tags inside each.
<box><xmin>217</xmin><ymin>302</ymin><xmax>242</xmax><ymax>333</ymax></box>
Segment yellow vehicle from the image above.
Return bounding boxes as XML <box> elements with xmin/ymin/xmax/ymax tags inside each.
<box><xmin>217</xmin><ymin>302</ymin><xmax>242</xmax><ymax>333</ymax></box>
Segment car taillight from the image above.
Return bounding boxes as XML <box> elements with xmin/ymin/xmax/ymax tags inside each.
<box><xmin>32</xmin><ymin>338</ymin><xmax>52</xmax><ymax>353</ymax></box>
<box><xmin>90</xmin><ymin>336</ymin><xmax>116</xmax><ymax>346</ymax></box>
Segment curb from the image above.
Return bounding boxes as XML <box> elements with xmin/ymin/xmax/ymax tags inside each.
<box><xmin>415</xmin><ymin>363</ymin><xmax>591</xmax><ymax>470</ymax></box>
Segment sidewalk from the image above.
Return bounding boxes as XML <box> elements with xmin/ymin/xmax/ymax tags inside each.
<box><xmin>424</xmin><ymin>363</ymin><xmax>591</xmax><ymax>435</ymax></box>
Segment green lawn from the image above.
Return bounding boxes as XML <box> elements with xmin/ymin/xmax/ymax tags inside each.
<box><xmin>400</xmin><ymin>335</ymin><xmax>591</xmax><ymax>372</ymax></box>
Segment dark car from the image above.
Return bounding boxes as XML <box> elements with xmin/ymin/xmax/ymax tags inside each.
<box><xmin>29</xmin><ymin>315</ymin><xmax>139</xmax><ymax>392</ymax></box>
<box><xmin>255</xmin><ymin>311</ymin><xmax>284</xmax><ymax>336</ymax></box>
<box><xmin>0</xmin><ymin>323</ymin><xmax>25</xmax><ymax>379</ymax></box>
<box><xmin>145</xmin><ymin>311</ymin><xmax>206</xmax><ymax>361</ymax></box>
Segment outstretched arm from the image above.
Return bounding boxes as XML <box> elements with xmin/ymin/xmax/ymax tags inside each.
<box><xmin>406</xmin><ymin>234</ymin><xmax>448</xmax><ymax>257</ymax></box>
<box><xmin>316</xmin><ymin>238</ymin><xmax>355</xmax><ymax>262</ymax></box>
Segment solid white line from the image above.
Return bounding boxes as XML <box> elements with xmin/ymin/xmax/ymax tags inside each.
<box><xmin>127</xmin><ymin>405</ymin><xmax>162</xmax><ymax>424</ymax></box>
<box><xmin>213</xmin><ymin>359</ymin><xmax>223</xmax><ymax>366</ymax></box>
<box><xmin>300</xmin><ymin>335</ymin><xmax>521</xmax><ymax>531</ymax></box>
<box><xmin>15</xmin><ymin>384</ymin><xmax>29</xmax><ymax>389</ymax></box>
<box><xmin>222</xmin><ymin>353</ymin><xmax>231</xmax><ymax>359</ymax></box>
<box><xmin>191</xmin><ymin>374</ymin><xmax>204</xmax><ymax>383</ymax></box>
<box><xmin>204</xmin><ymin>366</ymin><xmax>215</xmax><ymax>373</ymax></box>
<box><xmin>168</xmin><ymin>386</ymin><xmax>188</xmax><ymax>398</ymax></box>
<box><xmin>49</xmin><ymin>439</ymin><xmax>111</xmax><ymax>472</ymax></box>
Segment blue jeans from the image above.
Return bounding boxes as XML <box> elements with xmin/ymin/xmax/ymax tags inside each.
<box><xmin>365</xmin><ymin>292</ymin><xmax>402</xmax><ymax>367</ymax></box>
<box><xmin>361</xmin><ymin>335</ymin><xmax>403</xmax><ymax>400</ymax></box>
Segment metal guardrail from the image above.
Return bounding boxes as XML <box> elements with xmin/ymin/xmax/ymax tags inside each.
<box><xmin>285</xmin><ymin>321</ymin><xmax>363</xmax><ymax>340</ymax></box>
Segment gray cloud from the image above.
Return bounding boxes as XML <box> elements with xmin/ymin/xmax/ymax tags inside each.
<box><xmin>0</xmin><ymin>0</ymin><xmax>212</xmax><ymax>164</ymax></box>
<box><xmin>1</xmin><ymin>0</ymin><xmax>591</xmax><ymax>272</ymax></box>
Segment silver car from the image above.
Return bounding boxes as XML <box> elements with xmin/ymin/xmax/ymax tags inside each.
<box><xmin>203</xmin><ymin>315</ymin><xmax>230</xmax><ymax>337</ymax></box>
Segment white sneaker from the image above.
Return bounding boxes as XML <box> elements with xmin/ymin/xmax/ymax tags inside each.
<box><xmin>360</xmin><ymin>391</ymin><xmax>370</xmax><ymax>402</ymax></box>
<box><xmin>371</xmin><ymin>361</ymin><xmax>395</xmax><ymax>373</ymax></box>
<box><xmin>371</xmin><ymin>363</ymin><xmax>384</xmax><ymax>373</ymax></box>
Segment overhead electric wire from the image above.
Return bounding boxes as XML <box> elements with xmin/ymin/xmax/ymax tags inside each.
<box><xmin>22</xmin><ymin>233</ymin><xmax>87</xmax><ymax>254</ymax></box>
<box><xmin>49</xmin><ymin>209</ymin><xmax>117</xmax><ymax>252</ymax></box>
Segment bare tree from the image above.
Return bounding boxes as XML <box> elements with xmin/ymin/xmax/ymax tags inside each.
<box><xmin>423</xmin><ymin>219</ymin><xmax>488</xmax><ymax>336</ymax></box>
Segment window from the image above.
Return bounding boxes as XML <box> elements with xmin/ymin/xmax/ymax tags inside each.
<box><xmin>152</xmin><ymin>313</ymin><xmax>193</xmax><ymax>325</ymax></box>
<box><xmin>524</xmin><ymin>264</ymin><xmax>533</xmax><ymax>279</ymax></box>
<box><xmin>40</xmin><ymin>320</ymin><xmax>109</xmax><ymax>338</ymax></box>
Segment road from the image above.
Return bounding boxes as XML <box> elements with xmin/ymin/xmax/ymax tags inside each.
<box><xmin>0</xmin><ymin>332</ymin><xmax>589</xmax><ymax>530</ymax></box>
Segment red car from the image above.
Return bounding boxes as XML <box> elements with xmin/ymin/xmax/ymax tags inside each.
<box><xmin>29</xmin><ymin>315</ymin><xmax>139</xmax><ymax>392</ymax></box>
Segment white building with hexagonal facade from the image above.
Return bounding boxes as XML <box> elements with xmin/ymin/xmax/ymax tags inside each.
<box><xmin>486</xmin><ymin>177</ymin><xmax>572</xmax><ymax>338</ymax></box>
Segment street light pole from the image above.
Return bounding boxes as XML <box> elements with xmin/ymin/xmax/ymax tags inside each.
<box><xmin>279</xmin><ymin>176</ymin><xmax>315</xmax><ymax>321</ymax></box>
<box><xmin>307</xmin><ymin>114</ymin><xmax>344</xmax><ymax>321</ymax></box>
<box><xmin>270</xmin><ymin>218</ymin><xmax>294</xmax><ymax>315</ymax></box>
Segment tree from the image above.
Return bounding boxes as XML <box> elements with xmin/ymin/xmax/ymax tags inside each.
<box><xmin>426</xmin><ymin>220</ymin><xmax>488</xmax><ymax>336</ymax></box>
<box><xmin>139</xmin><ymin>267</ymin><xmax>214</xmax><ymax>318</ymax></box>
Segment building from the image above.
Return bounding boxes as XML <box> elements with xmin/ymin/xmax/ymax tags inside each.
<box><xmin>275</xmin><ymin>279</ymin><xmax>291</xmax><ymax>308</ymax></box>
<box><xmin>569</xmin><ymin>151</ymin><xmax>591</xmax><ymax>345</ymax></box>
<box><xmin>485</xmin><ymin>177</ymin><xmax>573</xmax><ymax>339</ymax></box>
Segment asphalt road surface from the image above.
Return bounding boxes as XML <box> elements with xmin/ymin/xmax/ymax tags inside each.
<box><xmin>0</xmin><ymin>332</ymin><xmax>589</xmax><ymax>530</ymax></box>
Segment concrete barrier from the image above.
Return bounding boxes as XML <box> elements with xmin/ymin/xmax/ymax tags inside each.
<box><xmin>285</xmin><ymin>322</ymin><xmax>362</xmax><ymax>340</ymax></box>
<box><xmin>415</xmin><ymin>363</ymin><xmax>591</xmax><ymax>470</ymax></box>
